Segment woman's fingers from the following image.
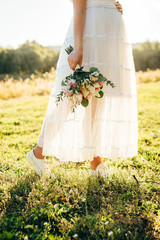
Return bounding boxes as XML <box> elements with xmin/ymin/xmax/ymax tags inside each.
<box><xmin>71</xmin><ymin>62</ymin><xmax>77</xmax><ymax>71</ymax></box>
<box><xmin>115</xmin><ymin>1</ymin><xmax>123</xmax><ymax>14</ymax></box>
<box><xmin>67</xmin><ymin>49</ymin><xmax>83</xmax><ymax>70</ymax></box>
<box><xmin>67</xmin><ymin>58</ymin><xmax>78</xmax><ymax>71</ymax></box>
<box><xmin>116</xmin><ymin>3</ymin><xmax>122</xmax><ymax>10</ymax></box>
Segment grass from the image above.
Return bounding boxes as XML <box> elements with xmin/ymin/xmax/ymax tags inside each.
<box><xmin>0</xmin><ymin>68</ymin><xmax>56</xmax><ymax>100</ymax></box>
<box><xmin>0</xmin><ymin>82</ymin><xmax>160</xmax><ymax>239</ymax></box>
<box><xmin>136</xmin><ymin>69</ymin><xmax>160</xmax><ymax>84</ymax></box>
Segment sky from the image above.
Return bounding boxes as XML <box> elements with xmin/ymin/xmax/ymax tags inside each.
<box><xmin>0</xmin><ymin>0</ymin><xmax>160</xmax><ymax>49</ymax></box>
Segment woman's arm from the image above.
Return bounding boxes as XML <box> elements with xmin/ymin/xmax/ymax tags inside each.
<box><xmin>67</xmin><ymin>0</ymin><xmax>86</xmax><ymax>71</ymax></box>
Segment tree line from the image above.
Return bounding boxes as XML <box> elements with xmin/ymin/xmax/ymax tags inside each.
<box><xmin>133</xmin><ymin>41</ymin><xmax>160</xmax><ymax>71</ymax></box>
<box><xmin>0</xmin><ymin>40</ymin><xmax>59</xmax><ymax>74</ymax></box>
<box><xmin>0</xmin><ymin>40</ymin><xmax>159</xmax><ymax>74</ymax></box>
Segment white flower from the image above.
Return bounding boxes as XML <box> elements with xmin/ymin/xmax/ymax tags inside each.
<box><xmin>82</xmin><ymin>198</ymin><xmax>86</xmax><ymax>202</ymax></box>
<box><xmin>62</xmin><ymin>85</ymin><xmax>70</xmax><ymax>91</ymax></box>
<box><xmin>104</xmin><ymin>221</ymin><xmax>109</xmax><ymax>225</ymax></box>
<box><xmin>69</xmin><ymin>189</ymin><xmax>73</xmax><ymax>194</ymax></box>
<box><xmin>86</xmin><ymin>93</ymin><xmax>92</xmax><ymax>101</ymax></box>
<box><xmin>76</xmin><ymin>93</ymin><xmax>83</xmax><ymax>102</ymax></box>
<box><xmin>84</xmin><ymin>78</ymin><xmax>90</xmax><ymax>83</ymax></box>
<box><xmin>90</xmin><ymin>71</ymin><xmax>99</xmax><ymax>77</ymax></box>
<box><xmin>87</xmin><ymin>85</ymin><xmax>95</xmax><ymax>94</ymax></box>
<box><xmin>68</xmin><ymin>79</ymin><xmax>77</xmax><ymax>87</ymax></box>
<box><xmin>65</xmin><ymin>90</ymin><xmax>73</xmax><ymax>97</ymax></box>
<box><xmin>73</xmin><ymin>234</ymin><xmax>78</xmax><ymax>238</ymax></box>
<box><xmin>108</xmin><ymin>231</ymin><xmax>113</xmax><ymax>237</ymax></box>
<box><xmin>90</xmin><ymin>75</ymin><xmax>98</xmax><ymax>81</ymax></box>
<box><xmin>81</xmin><ymin>88</ymin><xmax>90</xmax><ymax>99</ymax></box>
<box><xmin>93</xmin><ymin>82</ymin><xmax>101</xmax><ymax>88</ymax></box>
<box><xmin>73</xmin><ymin>93</ymin><xmax>83</xmax><ymax>104</ymax></box>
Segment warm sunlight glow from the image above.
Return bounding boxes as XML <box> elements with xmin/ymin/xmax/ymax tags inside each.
<box><xmin>0</xmin><ymin>0</ymin><xmax>159</xmax><ymax>48</ymax></box>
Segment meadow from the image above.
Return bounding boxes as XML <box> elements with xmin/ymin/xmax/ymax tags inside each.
<box><xmin>0</xmin><ymin>70</ymin><xmax>160</xmax><ymax>239</ymax></box>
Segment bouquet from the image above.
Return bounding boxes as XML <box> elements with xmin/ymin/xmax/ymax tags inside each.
<box><xmin>56</xmin><ymin>45</ymin><xmax>115</xmax><ymax>113</ymax></box>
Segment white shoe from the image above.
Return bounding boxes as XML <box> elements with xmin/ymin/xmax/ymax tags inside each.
<box><xmin>26</xmin><ymin>149</ymin><xmax>51</xmax><ymax>176</ymax></box>
<box><xmin>95</xmin><ymin>163</ymin><xmax>112</xmax><ymax>178</ymax></box>
<box><xmin>89</xmin><ymin>163</ymin><xmax>112</xmax><ymax>178</ymax></box>
<box><xmin>88</xmin><ymin>168</ymin><xmax>97</xmax><ymax>176</ymax></box>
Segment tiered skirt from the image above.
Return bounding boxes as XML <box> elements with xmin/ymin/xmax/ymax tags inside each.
<box><xmin>37</xmin><ymin>0</ymin><xmax>138</xmax><ymax>162</ymax></box>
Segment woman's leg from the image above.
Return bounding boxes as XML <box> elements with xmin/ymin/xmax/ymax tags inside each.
<box><xmin>33</xmin><ymin>146</ymin><xmax>45</xmax><ymax>159</ymax></box>
<box><xmin>87</xmin><ymin>96</ymin><xmax>103</xmax><ymax>169</ymax></box>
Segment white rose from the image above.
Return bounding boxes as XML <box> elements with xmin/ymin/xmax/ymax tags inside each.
<box><xmin>76</xmin><ymin>93</ymin><xmax>83</xmax><ymax>102</ymax></box>
<box><xmin>87</xmin><ymin>85</ymin><xmax>95</xmax><ymax>94</ymax></box>
<box><xmin>90</xmin><ymin>76</ymin><xmax>98</xmax><ymax>81</ymax></box>
<box><xmin>93</xmin><ymin>82</ymin><xmax>101</xmax><ymax>88</ymax></box>
<box><xmin>81</xmin><ymin>88</ymin><xmax>90</xmax><ymax>98</ymax></box>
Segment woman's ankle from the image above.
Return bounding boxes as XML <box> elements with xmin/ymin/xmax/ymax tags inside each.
<box><xmin>90</xmin><ymin>156</ymin><xmax>103</xmax><ymax>170</ymax></box>
<box><xmin>33</xmin><ymin>146</ymin><xmax>45</xmax><ymax>159</ymax></box>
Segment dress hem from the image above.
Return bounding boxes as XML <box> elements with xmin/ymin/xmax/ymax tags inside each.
<box><xmin>37</xmin><ymin>138</ymin><xmax>138</xmax><ymax>162</ymax></box>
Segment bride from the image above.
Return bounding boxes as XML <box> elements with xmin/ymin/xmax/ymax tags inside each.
<box><xmin>26</xmin><ymin>0</ymin><xmax>138</xmax><ymax>177</ymax></box>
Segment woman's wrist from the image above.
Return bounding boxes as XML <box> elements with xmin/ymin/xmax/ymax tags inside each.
<box><xmin>74</xmin><ymin>45</ymin><xmax>83</xmax><ymax>53</ymax></box>
<box><xmin>74</xmin><ymin>44</ymin><xmax>83</xmax><ymax>50</ymax></box>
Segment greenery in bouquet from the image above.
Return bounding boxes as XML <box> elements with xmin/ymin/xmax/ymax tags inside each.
<box><xmin>56</xmin><ymin>45</ymin><xmax>115</xmax><ymax>113</ymax></box>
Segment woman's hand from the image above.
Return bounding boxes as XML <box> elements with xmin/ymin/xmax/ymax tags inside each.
<box><xmin>67</xmin><ymin>48</ymin><xmax>83</xmax><ymax>71</ymax></box>
<box><xmin>115</xmin><ymin>1</ymin><xmax>123</xmax><ymax>15</ymax></box>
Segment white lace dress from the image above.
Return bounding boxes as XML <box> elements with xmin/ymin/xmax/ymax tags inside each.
<box><xmin>37</xmin><ymin>0</ymin><xmax>138</xmax><ymax>162</ymax></box>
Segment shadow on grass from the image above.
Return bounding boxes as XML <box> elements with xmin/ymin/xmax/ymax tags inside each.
<box><xmin>69</xmin><ymin>174</ymin><xmax>157</xmax><ymax>240</ymax></box>
<box><xmin>0</xmin><ymin>173</ymin><xmax>39</xmax><ymax>219</ymax></box>
<box><xmin>0</xmin><ymin>169</ymin><xmax>158</xmax><ymax>240</ymax></box>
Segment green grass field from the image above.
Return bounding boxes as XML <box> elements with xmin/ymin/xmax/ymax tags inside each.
<box><xmin>0</xmin><ymin>82</ymin><xmax>160</xmax><ymax>239</ymax></box>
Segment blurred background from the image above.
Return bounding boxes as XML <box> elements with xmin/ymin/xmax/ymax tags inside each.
<box><xmin>0</xmin><ymin>0</ymin><xmax>160</xmax><ymax>98</ymax></box>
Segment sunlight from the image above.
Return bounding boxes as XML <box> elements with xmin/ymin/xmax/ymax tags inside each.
<box><xmin>0</xmin><ymin>0</ymin><xmax>159</xmax><ymax>48</ymax></box>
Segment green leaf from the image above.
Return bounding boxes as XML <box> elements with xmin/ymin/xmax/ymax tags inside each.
<box><xmin>61</xmin><ymin>81</ymin><xmax>66</xmax><ymax>86</ymax></box>
<box><xmin>89</xmin><ymin>67</ymin><xmax>99</xmax><ymax>73</ymax></box>
<box><xmin>99</xmin><ymin>90</ymin><xmax>104</xmax><ymax>98</ymax></box>
<box><xmin>95</xmin><ymin>90</ymin><xmax>104</xmax><ymax>98</ymax></box>
<box><xmin>81</xmin><ymin>99</ymin><xmax>89</xmax><ymax>107</ymax></box>
<box><xmin>24</xmin><ymin>225</ymin><xmax>34</xmax><ymax>229</ymax></box>
<box><xmin>75</xmin><ymin>66</ymin><xmax>84</xmax><ymax>72</ymax></box>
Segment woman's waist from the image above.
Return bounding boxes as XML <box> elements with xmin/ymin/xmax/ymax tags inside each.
<box><xmin>86</xmin><ymin>0</ymin><xmax>116</xmax><ymax>9</ymax></box>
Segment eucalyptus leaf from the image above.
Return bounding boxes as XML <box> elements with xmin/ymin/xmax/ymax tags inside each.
<box><xmin>81</xmin><ymin>99</ymin><xmax>89</xmax><ymax>107</ymax></box>
<box><xmin>95</xmin><ymin>90</ymin><xmax>104</xmax><ymax>98</ymax></box>
<box><xmin>89</xmin><ymin>67</ymin><xmax>99</xmax><ymax>73</ymax></box>
<box><xmin>99</xmin><ymin>90</ymin><xmax>104</xmax><ymax>98</ymax></box>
